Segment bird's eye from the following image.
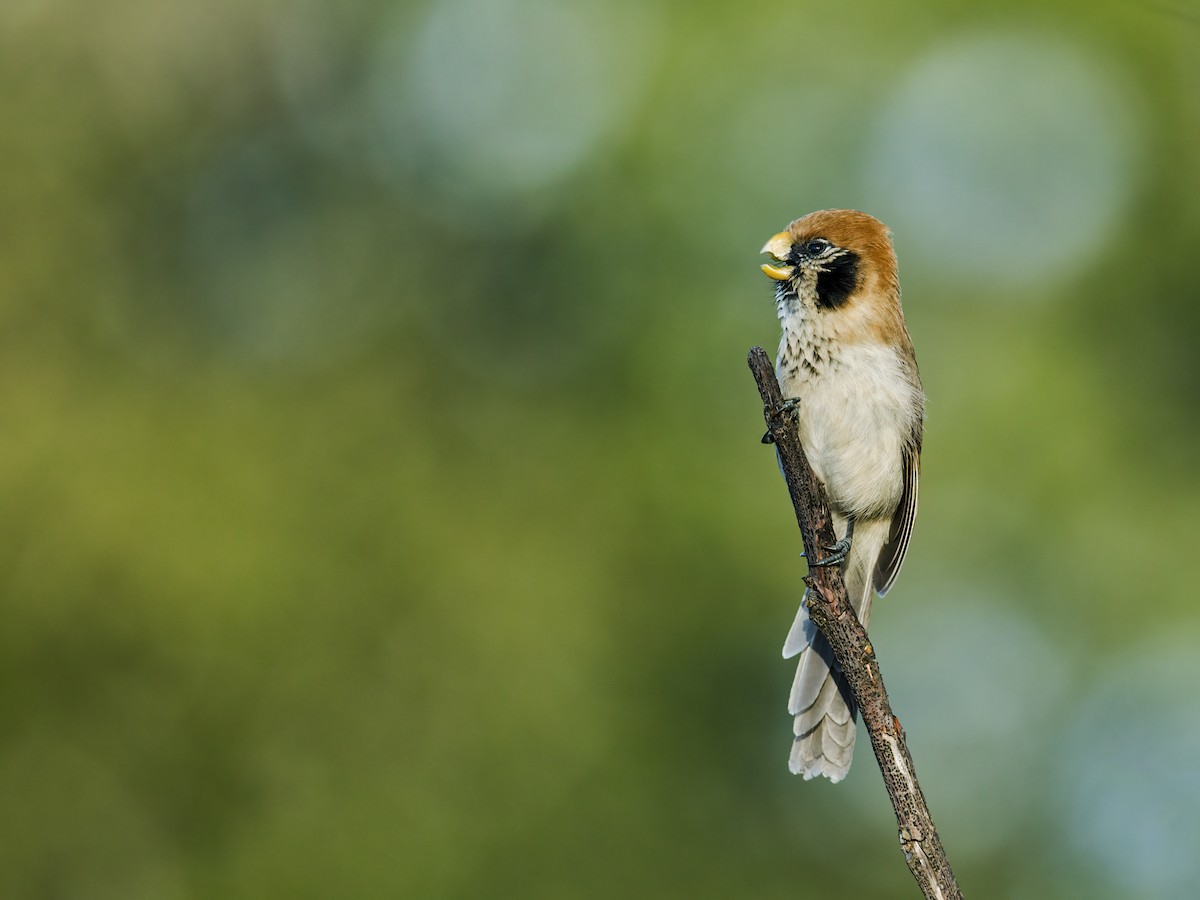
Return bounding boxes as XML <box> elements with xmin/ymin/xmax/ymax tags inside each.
<box><xmin>807</xmin><ymin>239</ymin><xmax>832</xmax><ymax>256</ymax></box>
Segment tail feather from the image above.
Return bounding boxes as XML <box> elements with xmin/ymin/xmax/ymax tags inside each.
<box><xmin>785</xmin><ymin>603</ymin><xmax>827</xmax><ymax>712</ymax></box>
<box><xmin>782</xmin><ymin>601</ymin><xmax>815</xmax><ymax>660</ymax></box>
<box><xmin>784</xmin><ymin>517</ymin><xmax>889</xmax><ymax>782</ymax></box>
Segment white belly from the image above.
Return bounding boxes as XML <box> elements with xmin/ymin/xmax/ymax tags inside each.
<box><xmin>779</xmin><ymin>342</ymin><xmax>917</xmax><ymax>520</ymax></box>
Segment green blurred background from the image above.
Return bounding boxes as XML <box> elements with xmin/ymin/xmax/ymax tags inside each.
<box><xmin>4</xmin><ymin>1</ymin><xmax>1200</xmax><ymax>897</ymax></box>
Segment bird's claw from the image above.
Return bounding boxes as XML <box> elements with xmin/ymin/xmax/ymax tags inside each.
<box><xmin>808</xmin><ymin>519</ymin><xmax>856</xmax><ymax>569</ymax></box>
<box><xmin>762</xmin><ymin>399</ymin><xmax>800</xmax><ymax>443</ymax></box>
<box><xmin>809</xmin><ymin>537</ymin><xmax>852</xmax><ymax>568</ymax></box>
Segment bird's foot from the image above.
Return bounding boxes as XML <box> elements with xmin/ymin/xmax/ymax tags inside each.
<box><xmin>809</xmin><ymin>536</ymin><xmax>852</xmax><ymax>568</ymax></box>
<box><xmin>763</xmin><ymin>400</ymin><xmax>801</xmax><ymax>444</ymax></box>
<box><xmin>808</xmin><ymin>520</ymin><xmax>855</xmax><ymax>568</ymax></box>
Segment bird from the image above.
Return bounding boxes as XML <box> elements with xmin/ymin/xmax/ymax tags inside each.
<box><xmin>760</xmin><ymin>209</ymin><xmax>925</xmax><ymax>782</ymax></box>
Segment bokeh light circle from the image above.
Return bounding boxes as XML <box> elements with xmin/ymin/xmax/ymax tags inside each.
<box><xmin>1055</xmin><ymin>637</ymin><xmax>1200</xmax><ymax>895</ymax></box>
<box><xmin>864</xmin><ymin>32</ymin><xmax>1141</xmax><ymax>291</ymax></box>
<box><xmin>369</xmin><ymin>0</ymin><xmax>659</xmax><ymax>213</ymax></box>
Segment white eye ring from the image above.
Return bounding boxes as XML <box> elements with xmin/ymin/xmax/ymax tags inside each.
<box><xmin>807</xmin><ymin>239</ymin><xmax>832</xmax><ymax>256</ymax></box>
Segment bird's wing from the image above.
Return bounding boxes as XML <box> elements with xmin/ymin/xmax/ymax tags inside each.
<box><xmin>873</xmin><ymin>441</ymin><xmax>919</xmax><ymax>597</ymax></box>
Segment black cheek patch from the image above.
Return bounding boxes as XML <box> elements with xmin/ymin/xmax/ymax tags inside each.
<box><xmin>815</xmin><ymin>251</ymin><xmax>860</xmax><ymax>309</ymax></box>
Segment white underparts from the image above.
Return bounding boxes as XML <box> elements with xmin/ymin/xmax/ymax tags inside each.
<box><xmin>775</xmin><ymin>307</ymin><xmax>920</xmax><ymax>520</ymax></box>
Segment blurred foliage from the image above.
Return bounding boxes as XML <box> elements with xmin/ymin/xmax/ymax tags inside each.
<box><xmin>2</xmin><ymin>0</ymin><xmax>1200</xmax><ymax>897</ymax></box>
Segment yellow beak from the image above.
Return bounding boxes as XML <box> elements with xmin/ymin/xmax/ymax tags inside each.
<box><xmin>760</xmin><ymin>231</ymin><xmax>795</xmax><ymax>281</ymax></box>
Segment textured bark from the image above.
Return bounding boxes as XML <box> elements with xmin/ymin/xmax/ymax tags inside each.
<box><xmin>748</xmin><ymin>345</ymin><xmax>963</xmax><ymax>900</ymax></box>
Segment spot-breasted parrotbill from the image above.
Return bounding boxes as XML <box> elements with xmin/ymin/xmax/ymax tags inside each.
<box><xmin>761</xmin><ymin>209</ymin><xmax>925</xmax><ymax>782</ymax></box>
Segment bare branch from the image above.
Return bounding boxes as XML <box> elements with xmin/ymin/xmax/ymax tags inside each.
<box><xmin>748</xmin><ymin>345</ymin><xmax>963</xmax><ymax>900</ymax></box>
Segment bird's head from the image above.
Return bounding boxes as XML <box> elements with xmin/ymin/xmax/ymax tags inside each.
<box><xmin>760</xmin><ymin>209</ymin><xmax>898</xmax><ymax>310</ymax></box>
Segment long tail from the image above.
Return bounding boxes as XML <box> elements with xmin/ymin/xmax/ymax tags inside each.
<box><xmin>783</xmin><ymin>516</ymin><xmax>889</xmax><ymax>782</ymax></box>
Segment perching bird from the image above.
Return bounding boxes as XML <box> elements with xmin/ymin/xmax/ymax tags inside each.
<box><xmin>760</xmin><ymin>209</ymin><xmax>925</xmax><ymax>782</ymax></box>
